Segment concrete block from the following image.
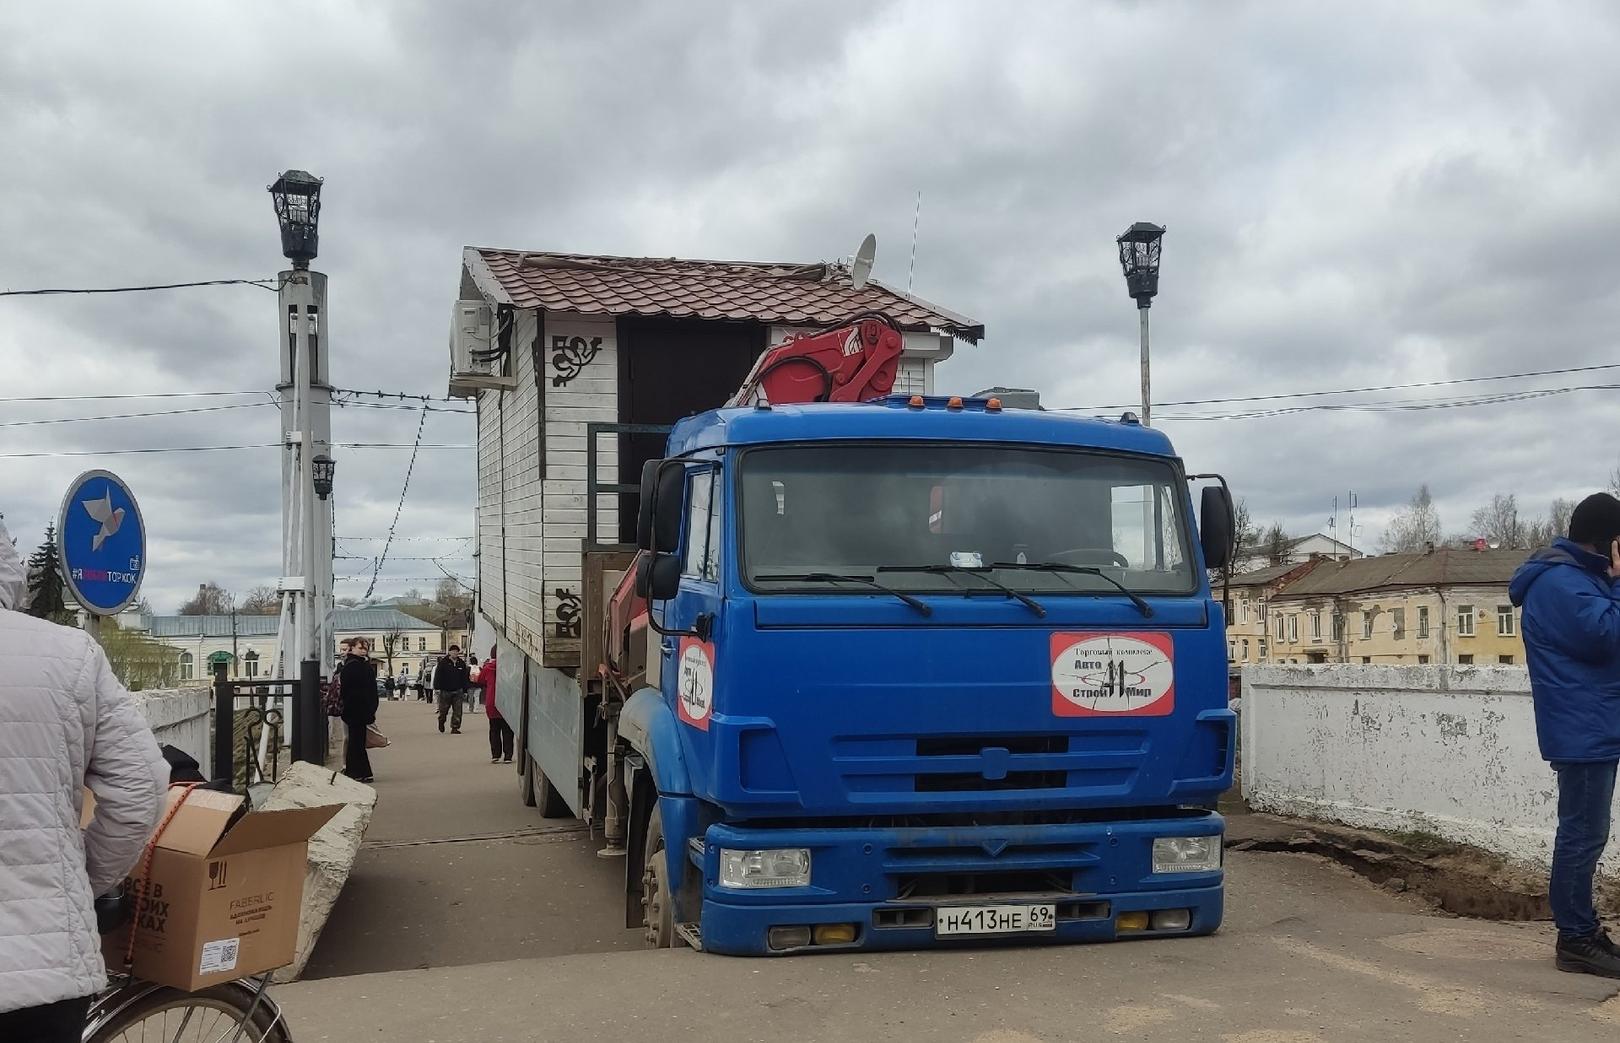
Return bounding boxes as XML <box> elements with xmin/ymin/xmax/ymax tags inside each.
<box><xmin>261</xmin><ymin>761</ymin><xmax>377</xmax><ymax>983</ymax></box>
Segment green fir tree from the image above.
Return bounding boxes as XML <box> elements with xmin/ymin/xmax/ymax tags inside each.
<box><xmin>26</xmin><ymin>525</ymin><xmax>76</xmax><ymax>624</ymax></box>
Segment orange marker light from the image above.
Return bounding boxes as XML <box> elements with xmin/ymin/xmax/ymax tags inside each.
<box><xmin>986</xmin><ymin>397</ymin><xmax>1003</xmax><ymax>412</ymax></box>
<box><xmin>908</xmin><ymin>395</ymin><xmax>926</xmax><ymax>409</ymax></box>
<box><xmin>947</xmin><ymin>396</ymin><xmax>964</xmax><ymax>410</ymax></box>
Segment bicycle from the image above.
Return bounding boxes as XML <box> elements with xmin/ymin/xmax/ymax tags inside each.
<box><xmin>82</xmin><ymin>881</ymin><xmax>292</xmax><ymax>1042</ymax></box>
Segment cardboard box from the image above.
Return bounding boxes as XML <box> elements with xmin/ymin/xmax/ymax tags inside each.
<box><xmin>125</xmin><ymin>787</ymin><xmax>340</xmax><ymax>991</ymax></box>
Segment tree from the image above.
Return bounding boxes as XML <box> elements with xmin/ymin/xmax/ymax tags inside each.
<box><xmin>1381</xmin><ymin>484</ymin><xmax>1443</xmax><ymax>553</ymax></box>
<box><xmin>402</xmin><ymin>587</ymin><xmax>425</xmax><ymax>602</ymax></box>
<box><xmin>179</xmin><ymin>582</ymin><xmax>232</xmax><ymax>615</ymax></box>
<box><xmin>1213</xmin><ymin>499</ymin><xmax>1260</xmax><ymax>590</ymax></box>
<box><xmin>1525</xmin><ymin>497</ymin><xmax>1576</xmax><ymax>548</ymax></box>
<box><xmin>1261</xmin><ymin>523</ymin><xmax>1290</xmax><ymax>567</ymax></box>
<box><xmin>239</xmin><ymin>585</ymin><xmax>281</xmax><ymax>615</ymax></box>
<box><xmin>1469</xmin><ymin>493</ymin><xmax>1529</xmax><ymax>549</ymax></box>
<box><xmin>379</xmin><ymin>627</ymin><xmax>405</xmax><ymax>680</ymax></box>
<box><xmin>336</xmin><ymin>596</ymin><xmax>361</xmax><ymax>608</ymax></box>
<box><xmin>99</xmin><ymin>617</ymin><xmax>181</xmax><ymax>691</ymax></box>
<box><xmin>24</xmin><ymin>526</ymin><xmax>74</xmax><ymax>624</ymax></box>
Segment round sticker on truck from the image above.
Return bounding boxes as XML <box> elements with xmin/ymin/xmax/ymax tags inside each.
<box><xmin>1050</xmin><ymin>632</ymin><xmax>1175</xmax><ymax>717</ymax></box>
<box><xmin>676</xmin><ymin>638</ymin><xmax>715</xmax><ymax>730</ymax></box>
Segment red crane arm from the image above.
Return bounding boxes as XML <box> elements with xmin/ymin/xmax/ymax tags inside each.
<box><xmin>729</xmin><ymin>315</ymin><xmax>905</xmax><ymax>407</ymax></box>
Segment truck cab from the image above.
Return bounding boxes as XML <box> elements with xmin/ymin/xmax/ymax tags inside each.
<box><xmin>622</xmin><ymin>394</ymin><xmax>1236</xmax><ymax>955</ymax></box>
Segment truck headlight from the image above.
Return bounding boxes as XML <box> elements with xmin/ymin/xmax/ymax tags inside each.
<box><xmin>719</xmin><ymin>848</ymin><xmax>811</xmax><ymax>889</ymax></box>
<box><xmin>1151</xmin><ymin>836</ymin><xmax>1222</xmax><ymax>874</ymax></box>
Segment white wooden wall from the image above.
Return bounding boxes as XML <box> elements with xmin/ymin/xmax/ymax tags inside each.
<box><xmin>539</xmin><ymin>313</ymin><xmax>617</xmax><ymax>665</ymax></box>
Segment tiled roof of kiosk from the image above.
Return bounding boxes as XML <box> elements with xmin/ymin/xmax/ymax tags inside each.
<box><xmin>466</xmin><ymin>249</ymin><xmax>984</xmax><ymax>342</ymax></box>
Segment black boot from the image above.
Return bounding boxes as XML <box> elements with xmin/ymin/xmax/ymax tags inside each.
<box><xmin>1556</xmin><ymin>932</ymin><xmax>1620</xmax><ymax>978</ymax></box>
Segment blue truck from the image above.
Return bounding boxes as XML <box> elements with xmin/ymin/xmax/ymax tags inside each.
<box><xmin>598</xmin><ymin>386</ymin><xmax>1236</xmax><ymax>954</ymax></box>
<box><xmin>450</xmin><ymin>253</ymin><xmax>1235</xmax><ymax>956</ymax></box>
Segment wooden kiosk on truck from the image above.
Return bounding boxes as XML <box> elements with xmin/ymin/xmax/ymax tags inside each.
<box><xmin>448</xmin><ymin>246</ymin><xmax>983</xmax><ymax>855</ymax></box>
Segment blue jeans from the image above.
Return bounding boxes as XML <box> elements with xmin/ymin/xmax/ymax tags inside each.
<box><xmin>1551</xmin><ymin>759</ymin><xmax>1618</xmax><ymax>940</ymax></box>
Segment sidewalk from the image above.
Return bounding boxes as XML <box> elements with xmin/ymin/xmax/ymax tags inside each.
<box><xmin>297</xmin><ymin>696</ymin><xmax>639</xmax><ymax>979</ymax></box>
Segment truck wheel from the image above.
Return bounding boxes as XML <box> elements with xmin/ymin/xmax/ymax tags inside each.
<box><xmin>536</xmin><ymin>764</ymin><xmax>571</xmax><ymax>819</ymax></box>
<box><xmin>519</xmin><ymin>753</ymin><xmax>538</xmax><ymax>807</ymax></box>
<box><xmin>641</xmin><ymin>804</ymin><xmax>678</xmax><ymax>948</ymax></box>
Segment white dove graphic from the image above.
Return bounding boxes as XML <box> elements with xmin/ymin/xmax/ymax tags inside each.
<box><xmin>83</xmin><ymin>490</ymin><xmax>125</xmax><ymax>552</ymax></box>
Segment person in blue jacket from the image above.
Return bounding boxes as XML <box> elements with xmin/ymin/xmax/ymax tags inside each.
<box><xmin>1510</xmin><ymin>492</ymin><xmax>1620</xmax><ymax>978</ymax></box>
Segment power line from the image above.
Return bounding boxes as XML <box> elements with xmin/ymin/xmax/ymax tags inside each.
<box><xmin>0</xmin><ymin>390</ymin><xmax>262</xmax><ymax>404</ymax></box>
<box><xmin>0</xmin><ymin>401</ymin><xmax>275</xmax><ymax>429</ymax></box>
<box><xmin>337</xmin><ymin>535</ymin><xmax>473</xmax><ymax>542</ymax></box>
<box><xmin>363</xmin><ymin>403</ymin><xmax>431</xmax><ymax>600</ymax></box>
<box><xmin>1157</xmin><ymin>383</ymin><xmax>1617</xmax><ymax>422</ymax></box>
<box><xmin>0</xmin><ymin>442</ymin><xmax>471</xmax><ymax>459</ymax></box>
<box><xmin>0</xmin><ymin>277</ymin><xmax>286</xmax><ymax>297</ymax></box>
<box><xmin>1059</xmin><ymin>361</ymin><xmax>1620</xmax><ymax>413</ymax></box>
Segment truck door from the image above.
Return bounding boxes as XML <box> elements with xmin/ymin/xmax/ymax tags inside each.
<box><xmin>662</xmin><ymin>463</ymin><xmax>725</xmax><ymax>733</ymax></box>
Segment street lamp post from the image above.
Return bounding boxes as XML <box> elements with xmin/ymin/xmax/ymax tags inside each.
<box><xmin>1115</xmin><ymin>222</ymin><xmax>1166</xmax><ymax>427</ymax></box>
<box><xmin>270</xmin><ymin>169</ymin><xmax>333</xmax><ymax>763</ymax></box>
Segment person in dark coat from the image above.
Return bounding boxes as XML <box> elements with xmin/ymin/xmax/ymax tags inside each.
<box><xmin>434</xmin><ymin>645</ymin><xmax>471</xmax><ymax>734</ymax></box>
<box><xmin>339</xmin><ymin>636</ymin><xmax>379</xmax><ymax>782</ymax></box>
<box><xmin>1509</xmin><ymin>492</ymin><xmax>1620</xmax><ymax>978</ymax></box>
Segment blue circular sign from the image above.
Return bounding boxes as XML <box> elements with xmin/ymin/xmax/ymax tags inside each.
<box><xmin>57</xmin><ymin>470</ymin><xmax>147</xmax><ymax>615</ymax></box>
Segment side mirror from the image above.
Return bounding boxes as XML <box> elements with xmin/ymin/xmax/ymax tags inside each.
<box><xmin>1200</xmin><ymin>485</ymin><xmax>1234</xmax><ymax>570</ymax></box>
<box><xmin>634</xmin><ymin>552</ymin><xmax>682</xmax><ymax>601</ymax></box>
<box><xmin>636</xmin><ymin>459</ymin><xmax>661</xmax><ymax>551</ymax></box>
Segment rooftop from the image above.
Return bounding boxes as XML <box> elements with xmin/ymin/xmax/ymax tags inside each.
<box><xmin>1226</xmin><ymin>561</ymin><xmax>1318</xmax><ymax>588</ymax></box>
<box><xmin>146</xmin><ymin>607</ymin><xmax>442</xmax><ymax>639</ymax></box>
<box><xmin>463</xmin><ymin>249</ymin><xmax>984</xmax><ymax>342</ymax></box>
<box><xmin>1270</xmin><ymin>547</ymin><xmax>1530</xmax><ymax>598</ymax></box>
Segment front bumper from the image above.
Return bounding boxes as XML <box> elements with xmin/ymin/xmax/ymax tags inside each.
<box><xmin>695</xmin><ymin>814</ymin><xmax>1224</xmax><ymax>956</ymax></box>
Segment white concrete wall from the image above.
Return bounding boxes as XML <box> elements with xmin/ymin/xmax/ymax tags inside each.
<box><xmin>131</xmin><ymin>686</ymin><xmax>211</xmax><ymax>767</ymax></box>
<box><xmin>1241</xmin><ymin>664</ymin><xmax>1620</xmax><ymax>872</ymax></box>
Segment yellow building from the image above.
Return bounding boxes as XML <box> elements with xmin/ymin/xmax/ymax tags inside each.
<box><xmin>1222</xmin><ymin>560</ymin><xmax>1326</xmax><ymax>667</ymax></box>
<box><xmin>1264</xmin><ymin>548</ymin><xmax>1528</xmax><ymax>666</ymax></box>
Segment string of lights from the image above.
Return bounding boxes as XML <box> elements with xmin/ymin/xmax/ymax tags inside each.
<box><xmin>362</xmin><ymin>403</ymin><xmax>431</xmax><ymax>600</ymax></box>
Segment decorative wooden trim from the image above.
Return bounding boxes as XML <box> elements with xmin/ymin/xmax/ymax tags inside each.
<box><xmin>532</xmin><ymin>309</ymin><xmax>547</xmax><ymax>479</ymax></box>
<box><xmin>551</xmin><ymin>334</ymin><xmax>603</xmax><ymax>387</ymax></box>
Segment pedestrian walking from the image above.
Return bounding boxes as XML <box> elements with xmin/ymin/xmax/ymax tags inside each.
<box><xmin>339</xmin><ymin>636</ymin><xmax>379</xmax><ymax>782</ymax></box>
<box><xmin>467</xmin><ymin>654</ymin><xmax>482</xmax><ymax>711</ymax></box>
<box><xmin>481</xmin><ymin>645</ymin><xmax>513</xmax><ymax>764</ymax></box>
<box><xmin>434</xmin><ymin>644</ymin><xmax>471</xmax><ymax>734</ymax></box>
<box><xmin>1510</xmin><ymin>492</ymin><xmax>1620</xmax><ymax>978</ymax></box>
<box><xmin>0</xmin><ymin>518</ymin><xmax>169</xmax><ymax>1041</ymax></box>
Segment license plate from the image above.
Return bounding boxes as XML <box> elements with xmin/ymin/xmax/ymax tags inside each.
<box><xmin>935</xmin><ymin>903</ymin><xmax>1057</xmax><ymax>936</ymax></box>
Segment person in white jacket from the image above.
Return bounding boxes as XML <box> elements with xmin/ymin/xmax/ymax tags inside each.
<box><xmin>0</xmin><ymin>519</ymin><xmax>169</xmax><ymax>1041</ymax></box>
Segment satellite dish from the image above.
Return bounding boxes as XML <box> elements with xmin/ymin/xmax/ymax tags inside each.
<box><xmin>851</xmin><ymin>233</ymin><xmax>877</xmax><ymax>290</ymax></box>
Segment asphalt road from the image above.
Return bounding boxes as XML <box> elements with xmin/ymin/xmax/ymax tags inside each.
<box><xmin>298</xmin><ymin>696</ymin><xmax>641</xmax><ymax>980</ymax></box>
<box><xmin>288</xmin><ymin>697</ymin><xmax>1620</xmax><ymax>1040</ymax></box>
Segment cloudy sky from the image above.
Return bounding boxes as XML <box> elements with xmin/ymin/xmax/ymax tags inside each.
<box><xmin>4</xmin><ymin>1</ymin><xmax>1620</xmax><ymax>612</ymax></box>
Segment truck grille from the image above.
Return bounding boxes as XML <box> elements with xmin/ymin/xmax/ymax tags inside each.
<box><xmin>833</xmin><ymin>731</ymin><xmax>1146</xmax><ymax>799</ymax></box>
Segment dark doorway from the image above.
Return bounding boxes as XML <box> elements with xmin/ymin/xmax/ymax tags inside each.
<box><xmin>617</xmin><ymin>317</ymin><xmax>766</xmax><ymax>542</ymax></box>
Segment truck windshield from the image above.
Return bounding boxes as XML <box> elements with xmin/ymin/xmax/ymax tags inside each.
<box><xmin>739</xmin><ymin>444</ymin><xmax>1196</xmax><ymax>595</ymax></box>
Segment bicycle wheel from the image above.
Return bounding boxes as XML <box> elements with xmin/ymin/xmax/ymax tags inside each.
<box><xmin>88</xmin><ymin>981</ymin><xmax>289</xmax><ymax>1043</ymax></box>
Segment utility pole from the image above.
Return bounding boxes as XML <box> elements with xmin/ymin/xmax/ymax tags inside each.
<box><xmin>270</xmin><ymin>170</ymin><xmax>335</xmax><ymax>762</ymax></box>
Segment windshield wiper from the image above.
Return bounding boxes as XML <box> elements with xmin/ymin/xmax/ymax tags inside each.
<box><xmin>987</xmin><ymin>562</ymin><xmax>1154</xmax><ymax>618</ymax></box>
<box><xmin>877</xmin><ymin>564</ymin><xmax>1046</xmax><ymax>618</ymax></box>
<box><xmin>755</xmin><ymin>572</ymin><xmax>933</xmax><ymax>616</ymax></box>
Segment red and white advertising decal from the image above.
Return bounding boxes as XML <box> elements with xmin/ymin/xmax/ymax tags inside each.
<box><xmin>1050</xmin><ymin>632</ymin><xmax>1175</xmax><ymax>717</ymax></box>
<box><xmin>676</xmin><ymin>637</ymin><xmax>715</xmax><ymax>731</ymax></box>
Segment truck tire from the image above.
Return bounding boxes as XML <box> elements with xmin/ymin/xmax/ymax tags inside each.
<box><xmin>536</xmin><ymin>762</ymin><xmax>571</xmax><ymax>819</ymax></box>
<box><xmin>640</xmin><ymin>804</ymin><xmax>678</xmax><ymax>948</ymax></box>
<box><xmin>523</xmin><ymin>752</ymin><xmax>571</xmax><ymax>817</ymax></box>
<box><xmin>519</xmin><ymin>752</ymin><xmax>538</xmax><ymax>807</ymax></box>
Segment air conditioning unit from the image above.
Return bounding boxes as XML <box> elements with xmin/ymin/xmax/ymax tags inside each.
<box><xmin>448</xmin><ymin>300</ymin><xmax>516</xmax><ymax>398</ymax></box>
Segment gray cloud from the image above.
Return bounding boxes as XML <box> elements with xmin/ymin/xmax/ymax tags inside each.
<box><xmin>4</xmin><ymin>0</ymin><xmax>1620</xmax><ymax>609</ymax></box>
